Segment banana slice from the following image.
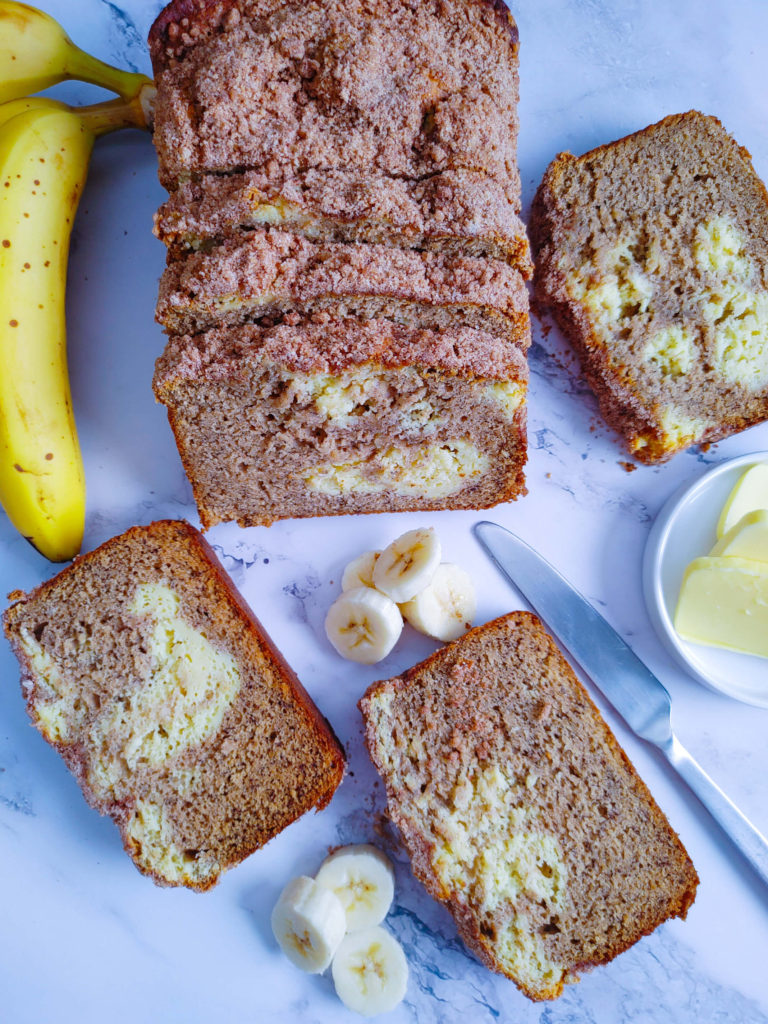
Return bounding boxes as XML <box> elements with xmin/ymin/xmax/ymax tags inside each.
<box><xmin>372</xmin><ymin>527</ymin><xmax>441</xmax><ymax>603</ymax></box>
<box><xmin>271</xmin><ymin>875</ymin><xmax>347</xmax><ymax>973</ymax></box>
<box><xmin>332</xmin><ymin>926</ymin><xmax>409</xmax><ymax>1016</ymax></box>
<box><xmin>341</xmin><ymin>550</ymin><xmax>381</xmax><ymax>591</ymax></box>
<box><xmin>325</xmin><ymin>587</ymin><xmax>403</xmax><ymax>664</ymax></box>
<box><xmin>400</xmin><ymin>563</ymin><xmax>476</xmax><ymax>642</ymax></box>
<box><xmin>315</xmin><ymin>844</ymin><xmax>395</xmax><ymax>931</ymax></box>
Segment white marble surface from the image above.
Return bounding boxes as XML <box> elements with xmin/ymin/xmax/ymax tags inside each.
<box><xmin>1</xmin><ymin>2</ymin><xmax>768</xmax><ymax>1021</ymax></box>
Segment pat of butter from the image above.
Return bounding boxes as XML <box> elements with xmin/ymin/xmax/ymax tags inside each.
<box><xmin>716</xmin><ymin>462</ymin><xmax>768</xmax><ymax>538</ymax></box>
<box><xmin>675</xmin><ymin>556</ymin><xmax>768</xmax><ymax>659</ymax></box>
<box><xmin>710</xmin><ymin>510</ymin><xmax>768</xmax><ymax>562</ymax></box>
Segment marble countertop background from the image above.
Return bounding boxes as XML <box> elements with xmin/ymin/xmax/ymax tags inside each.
<box><xmin>1</xmin><ymin>2</ymin><xmax>767</xmax><ymax>1022</ymax></box>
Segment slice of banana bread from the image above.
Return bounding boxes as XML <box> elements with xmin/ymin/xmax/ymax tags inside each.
<box><xmin>3</xmin><ymin>520</ymin><xmax>345</xmax><ymax>890</ymax></box>
<box><xmin>154</xmin><ymin>169</ymin><xmax>532</xmax><ymax>268</ymax></box>
<box><xmin>153</xmin><ymin>318</ymin><xmax>528</xmax><ymax>528</ymax></box>
<box><xmin>359</xmin><ymin>611</ymin><xmax>698</xmax><ymax>1000</ymax></box>
<box><xmin>149</xmin><ymin>0</ymin><xmax>521</xmax><ymax>197</ymax></box>
<box><xmin>156</xmin><ymin>230</ymin><xmax>530</xmax><ymax>344</ymax></box>
<box><xmin>531</xmin><ymin>111</ymin><xmax>768</xmax><ymax>462</ymax></box>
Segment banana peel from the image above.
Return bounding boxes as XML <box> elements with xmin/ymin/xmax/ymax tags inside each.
<box><xmin>0</xmin><ymin>8</ymin><xmax>154</xmax><ymax>560</ymax></box>
<box><xmin>0</xmin><ymin>2</ymin><xmax>154</xmax><ymax>108</ymax></box>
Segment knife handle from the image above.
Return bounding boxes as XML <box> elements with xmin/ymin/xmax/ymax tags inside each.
<box><xmin>666</xmin><ymin>735</ymin><xmax>768</xmax><ymax>888</ymax></box>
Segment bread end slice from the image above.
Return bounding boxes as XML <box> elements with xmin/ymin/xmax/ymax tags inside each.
<box><xmin>531</xmin><ymin>110</ymin><xmax>768</xmax><ymax>463</ymax></box>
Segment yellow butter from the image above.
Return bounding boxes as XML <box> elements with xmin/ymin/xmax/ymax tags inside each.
<box><xmin>710</xmin><ymin>510</ymin><xmax>768</xmax><ymax>562</ymax></box>
<box><xmin>716</xmin><ymin>463</ymin><xmax>768</xmax><ymax>538</ymax></box>
<box><xmin>674</xmin><ymin>556</ymin><xmax>768</xmax><ymax>658</ymax></box>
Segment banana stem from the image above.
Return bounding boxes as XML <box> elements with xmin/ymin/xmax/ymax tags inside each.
<box><xmin>77</xmin><ymin>87</ymin><xmax>155</xmax><ymax>136</ymax></box>
<box><xmin>63</xmin><ymin>44</ymin><xmax>153</xmax><ymax>107</ymax></box>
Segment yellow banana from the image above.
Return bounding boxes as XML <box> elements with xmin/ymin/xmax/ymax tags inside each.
<box><xmin>0</xmin><ymin>2</ymin><xmax>153</xmax><ymax>105</ymax></box>
<box><xmin>0</xmin><ymin>95</ymin><xmax>66</xmax><ymax>124</ymax></box>
<box><xmin>0</xmin><ymin>97</ymin><xmax>147</xmax><ymax>561</ymax></box>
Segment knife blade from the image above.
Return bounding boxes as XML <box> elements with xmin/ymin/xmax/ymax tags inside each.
<box><xmin>474</xmin><ymin>520</ymin><xmax>768</xmax><ymax>888</ymax></box>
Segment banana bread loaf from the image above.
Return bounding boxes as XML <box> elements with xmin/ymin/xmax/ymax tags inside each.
<box><xmin>531</xmin><ymin>111</ymin><xmax>768</xmax><ymax>463</ymax></box>
<box><xmin>149</xmin><ymin>0</ymin><xmax>531</xmax><ymax>524</ymax></box>
<box><xmin>359</xmin><ymin>612</ymin><xmax>698</xmax><ymax>1000</ymax></box>
<box><xmin>3</xmin><ymin>520</ymin><xmax>345</xmax><ymax>890</ymax></box>
<box><xmin>153</xmin><ymin>318</ymin><xmax>528</xmax><ymax>528</ymax></box>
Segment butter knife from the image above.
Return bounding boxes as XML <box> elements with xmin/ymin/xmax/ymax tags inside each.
<box><xmin>474</xmin><ymin>520</ymin><xmax>768</xmax><ymax>888</ymax></box>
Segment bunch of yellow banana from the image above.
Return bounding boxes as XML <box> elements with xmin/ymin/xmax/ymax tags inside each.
<box><xmin>0</xmin><ymin>3</ymin><xmax>154</xmax><ymax>561</ymax></box>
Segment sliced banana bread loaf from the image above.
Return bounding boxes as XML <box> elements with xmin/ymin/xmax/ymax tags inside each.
<box><xmin>156</xmin><ymin>229</ymin><xmax>531</xmax><ymax>343</ymax></box>
<box><xmin>154</xmin><ymin>169</ymin><xmax>532</xmax><ymax>267</ymax></box>
<box><xmin>359</xmin><ymin>612</ymin><xmax>698</xmax><ymax>1000</ymax></box>
<box><xmin>149</xmin><ymin>0</ymin><xmax>521</xmax><ymax>198</ymax></box>
<box><xmin>531</xmin><ymin>111</ymin><xmax>768</xmax><ymax>463</ymax></box>
<box><xmin>153</xmin><ymin>318</ymin><xmax>528</xmax><ymax>528</ymax></box>
<box><xmin>3</xmin><ymin>521</ymin><xmax>345</xmax><ymax>890</ymax></box>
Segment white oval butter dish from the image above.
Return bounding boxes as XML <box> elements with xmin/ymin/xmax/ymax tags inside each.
<box><xmin>643</xmin><ymin>451</ymin><xmax>768</xmax><ymax>708</ymax></box>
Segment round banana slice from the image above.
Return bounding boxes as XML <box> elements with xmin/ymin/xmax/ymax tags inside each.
<box><xmin>325</xmin><ymin>587</ymin><xmax>403</xmax><ymax>664</ymax></box>
<box><xmin>372</xmin><ymin>527</ymin><xmax>441</xmax><ymax>603</ymax></box>
<box><xmin>332</xmin><ymin>926</ymin><xmax>409</xmax><ymax>1016</ymax></box>
<box><xmin>271</xmin><ymin>875</ymin><xmax>347</xmax><ymax>973</ymax></box>
<box><xmin>315</xmin><ymin>844</ymin><xmax>395</xmax><ymax>931</ymax></box>
<box><xmin>341</xmin><ymin>550</ymin><xmax>381</xmax><ymax>591</ymax></box>
<box><xmin>400</xmin><ymin>562</ymin><xmax>476</xmax><ymax>642</ymax></box>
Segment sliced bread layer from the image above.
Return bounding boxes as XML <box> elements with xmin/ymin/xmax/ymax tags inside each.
<box><xmin>531</xmin><ymin>111</ymin><xmax>768</xmax><ymax>462</ymax></box>
<box><xmin>359</xmin><ymin>611</ymin><xmax>698</xmax><ymax>1000</ymax></box>
<box><xmin>156</xmin><ymin>230</ymin><xmax>531</xmax><ymax>344</ymax></box>
<box><xmin>154</xmin><ymin>169</ymin><xmax>531</xmax><ymax>267</ymax></box>
<box><xmin>3</xmin><ymin>520</ymin><xmax>345</xmax><ymax>890</ymax></box>
<box><xmin>153</xmin><ymin>318</ymin><xmax>528</xmax><ymax>527</ymax></box>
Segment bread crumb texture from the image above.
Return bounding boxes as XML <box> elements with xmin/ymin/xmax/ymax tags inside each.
<box><xmin>3</xmin><ymin>521</ymin><xmax>344</xmax><ymax>889</ymax></box>
<box><xmin>360</xmin><ymin>612</ymin><xmax>698</xmax><ymax>1000</ymax></box>
<box><xmin>532</xmin><ymin>111</ymin><xmax>768</xmax><ymax>462</ymax></box>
